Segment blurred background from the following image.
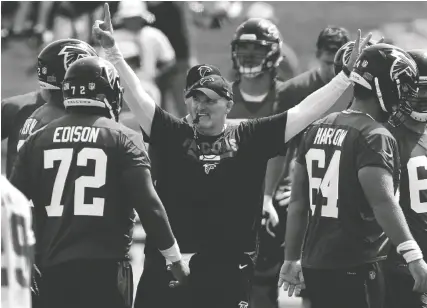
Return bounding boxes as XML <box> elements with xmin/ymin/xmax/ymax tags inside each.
<box><xmin>2</xmin><ymin>1</ymin><xmax>427</xmax><ymax>307</ymax></box>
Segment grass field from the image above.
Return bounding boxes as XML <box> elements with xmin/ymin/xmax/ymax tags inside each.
<box><xmin>2</xmin><ymin>2</ymin><xmax>427</xmax><ymax>307</ymax></box>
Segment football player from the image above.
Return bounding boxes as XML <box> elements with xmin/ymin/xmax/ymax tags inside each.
<box><xmin>17</xmin><ymin>39</ymin><xmax>98</xmax><ymax>154</ymax></box>
<box><xmin>9</xmin><ymin>56</ymin><xmax>189</xmax><ymax>308</ymax></box>
<box><xmin>279</xmin><ymin>44</ymin><xmax>427</xmax><ymax>308</ymax></box>
<box><xmin>1</xmin><ymin>175</ymin><xmax>35</xmax><ymax>308</ymax></box>
<box><xmin>384</xmin><ymin>49</ymin><xmax>427</xmax><ymax>308</ymax></box>
<box><xmin>93</xmin><ymin>4</ymin><xmax>365</xmax><ymax>308</ymax></box>
<box><xmin>228</xmin><ymin>18</ymin><xmax>295</xmax><ymax>308</ymax></box>
<box><xmin>2</xmin><ymin>38</ymin><xmax>98</xmax><ymax>177</ymax></box>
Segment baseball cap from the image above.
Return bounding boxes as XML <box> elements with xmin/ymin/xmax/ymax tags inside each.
<box><xmin>185</xmin><ymin>64</ymin><xmax>222</xmax><ymax>90</ymax></box>
<box><xmin>185</xmin><ymin>75</ymin><xmax>233</xmax><ymax>101</ymax></box>
<box><xmin>316</xmin><ymin>26</ymin><xmax>350</xmax><ymax>52</ymax></box>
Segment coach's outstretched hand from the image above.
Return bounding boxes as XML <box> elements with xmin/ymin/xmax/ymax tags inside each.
<box><xmin>345</xmin><ymin>29</ymin><xmax>372</xmax><ymax>72</ymax></box>
<box><xmin>92</xmin><ymin>3</ymin><xmax>115</xmax><ymax>49</ymax></box>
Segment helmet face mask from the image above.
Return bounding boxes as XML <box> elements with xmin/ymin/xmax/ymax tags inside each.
<box><xmin>231</xmin><ymin>18</ymin><xmax>282</xmax><ymax>78</ymax></box>
<box><xmin>233</xmin><ymin>41</ymin><xmax>276</xmax><ymax>78</ymax></box>
<box><xmin>400</xmin><ymin>49</ymin><xmax>427</xmax><ymax>124</ymax></box>
<box><xmin>62</xmin><ymin>57</ymin><xmax>123</xmax><ymax>122</ymax></box>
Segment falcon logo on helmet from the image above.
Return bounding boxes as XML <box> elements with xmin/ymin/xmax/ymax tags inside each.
<box><xmin>197</xmin><ymin>65</ymin><xmax>213</xmax><ymax>78</ymax></box>
<box><xmin>386</xmin><ymin>49</ymin><xmax>418</xmax><ymax>80</ymax></box>
<box><xmin>104</xmin><ymin>63</ymin><xmax>120</xmax><ymax>90</ymax></box>
<box><xmin>38</xmin><ymin>39</ymin><xmax>98</xmax><ymax>90</ymax></box>
<box><xmin>58</xmin><ymin>46</ymin><xmax>94</xmax><ymax>71</ymax></box>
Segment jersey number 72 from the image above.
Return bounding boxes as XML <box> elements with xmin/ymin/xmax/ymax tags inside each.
<box><xmin>44</xmin><ymin>148</ymin><xmax>107</xmax><ymax>217</ymax></box>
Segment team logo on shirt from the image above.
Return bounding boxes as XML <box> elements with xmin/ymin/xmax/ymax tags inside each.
<box><xmin>58</xmin><ymin>46</ymin><xmax>93</xmax><ymax>71</ymax></box>
<box><xmin>183</xmin><ymin>134</ymin><xmax>239</xmax><ymax>174</ymax></box>
<box><xmin>238</xmin><ymin>301</ymin><xmax>249</xmax><ymax>308</ymax></box>
<box><xmin>203</xmin><ymin>163</ymin><xmax>217</xmax><ymax>174</ymax></box>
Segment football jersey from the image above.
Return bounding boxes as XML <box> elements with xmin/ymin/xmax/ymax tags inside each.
<box><xmin>17</xmin><ymin>102</ymin><xmax>66</xmax><ymax>153</ymax></box>
<box><xmin>228</xmin><ymin>80</ymin><xmax>284</xmax><ymax>119</ymax></box>
<box><xmin>1</xmin><ymin>175</ymin><xmax>35</xmax><ymax>308</ymax></box>
<box><xmin>9</xmin><ymin>113</ymin><xmax>150</xmax><ymax>267</ymax></box>
<box><xmin>1</xmin><ymin>91</ymin><xmax>46</xmax><ymax>177</ymax></box>
<box><xmin>387</xmin><ymin>124</ymin><xmax>427</xmax><ymax>266</ymax></box>
<box><xmin>298</xmin><ymin>110</ymin><xmax>400</xmax><ymax>269</ymax></box>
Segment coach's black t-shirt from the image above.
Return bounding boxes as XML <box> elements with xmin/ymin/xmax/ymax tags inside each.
<box><xmin>144</xmin><ymin>106</ymin><xmax>288</xmax><ymax>255</ymax></box>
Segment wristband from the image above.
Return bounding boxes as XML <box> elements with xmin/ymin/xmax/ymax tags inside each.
<box><xmin>104</xmin><ymin>45</ymin><xmax>124</xmax><ymax>65</ymax></box>
<box><xmin>159</xmin><ymin>241</ymin><xmax>182</xmax><ymax>264</ymax></box>
<box><xmin>397</xmin><ymin>240</ymin><xmax>423</xmax><ymax>263</ymax></box>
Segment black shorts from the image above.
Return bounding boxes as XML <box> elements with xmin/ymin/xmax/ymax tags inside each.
<box><xmin>39</xmin><ymin>259</ymin><xmax>133</xmax><ymax>308</ymax></box>
<box><xmin>384</xmin><ymin>263</ymin><xmax>427</xmax><ymax>308</ymax></box>
<box><xmin>135</xmin><ymin>252</ymin><xmax>255</xmax><ymax>308</ymax></box>
<box><xmin>302</xmin><ymin>262</ymin><xmax>385</xmax><ymax>308</ymax></box>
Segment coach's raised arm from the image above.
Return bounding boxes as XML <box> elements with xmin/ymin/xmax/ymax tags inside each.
<box><xmin>93</xmin><ymin>3</ymin><xmax>158</xmax><ymax>136</ymax></box>
<box><xmin>94</xmin><ymin>3</ymin><xmax>371</xmax><ymax>143</ymax></box>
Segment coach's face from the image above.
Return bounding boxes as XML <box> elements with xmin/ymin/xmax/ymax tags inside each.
<box><xmin>187</xmin><ymin>91</ymin><xmax>232</xmax><ymax>133</ymax></box>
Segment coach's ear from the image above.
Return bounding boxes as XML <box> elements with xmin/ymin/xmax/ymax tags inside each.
<box><xmin>225</xmin><ymin>100</ymin><xmax>234</xmax><ymax>114</ymax></box>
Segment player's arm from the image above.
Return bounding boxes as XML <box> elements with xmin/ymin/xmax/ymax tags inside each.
<box><xmin>9</xmin><ymin>136</ymin><xmax>31</xmax><ymax>198</ymax></box>
<box><xmin>122</xmin><ymin>166</ymin><xmax>176</xmax><ymax>251</ymax></box>
<box><xmin>284</xmin><ymin>161</ymin><xmax>310</xmax><ymax>260</ymax></box>
<box><xmin>357</xmin><ymin>133</ymin><xmax>427</xmax><ymax>292</ymax></box>
<box><xmin>359</xmin><ymin>167</ymin><xmax>415</xmax><ymax>245</ymax></box>
<box><xmin>93</xmin><ymin>4</ymin><xmax>156</xmax><ymax>136</ymax></box>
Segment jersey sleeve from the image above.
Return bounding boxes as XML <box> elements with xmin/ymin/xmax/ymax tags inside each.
<box><xmin>1</xmin><ymin>99</ymin><xmax>20</xmax><ymax>140</ymax></box>
<box><xmin>239</xmin><ymin>111</ymin><xmax>288</xmax><ymax>159</ymax></box>
<box><xmin>356</xmin><ymin>132</ymin><xmax>399</xmax><ymax>175</ymax></box>
<box><xmin>295</xmin><ymin>129</ymin><xmax>310</xmax><ymax>166</ymax></box>
<box><xmin>119</xmin><ymin>129</ymin><xmax>151</xmax><ymax>170</ymax></box>
<box><xmin>9</xmin><ymin>135</ymin><xmax>32</xmax><ymax>199</ymax></box>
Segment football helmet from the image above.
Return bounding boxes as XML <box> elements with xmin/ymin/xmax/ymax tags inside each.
<box><xmin>62</xmin><ymin>56</ymin><xmax>123</xmax><ymax>122</ymax></box>
<box><xmin>350</xmin><ymin>44</ymin><xmax>419</xmax><ymax>120</ymax></box>
<box><xmin>406</xmin><ymin>49</ymin><xmax>427</xmax><ymax>122</ymax></box>
<box><xmin>334</xmin><ymin>39</ymin><xmax>374</xmax><ymax>76</ymax></box>
<box><xmin>38</xmin><ymin>39</ymin><xmax>98</xmax><ymax>90</ymax></box>
<box><xmin>231</xmin><ymin>18</ymin><xmax>282</xmax><ymax>78</ymax></box>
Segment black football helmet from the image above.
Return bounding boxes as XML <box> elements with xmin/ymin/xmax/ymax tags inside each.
<box><xmin>62</xmin><ymin>56</ymin><xmax>123</xmax><ymax>122</ymax></box>
<box><xmin>406</xmin><ymin>49</ymin><xmax>427</xmax><ymax>122</ymax></box>
<box><xmin>38</xmin><ymin>39</ymin><xmax>98</xmax><ymax>90</ymax></box>
<box><xmin>350</xmin><ymin>44</ymin><xmax>419</xmax><ymax>120</ymax></box>
<box><xmin>231</xmin><ymin>18</ymin><xmax>282</xmax><ymax>78</ymax></box>
<box><xmin>334</xmin><ymin>39</ymin><xmax>375</xmax><ymax>76</ymax></box>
